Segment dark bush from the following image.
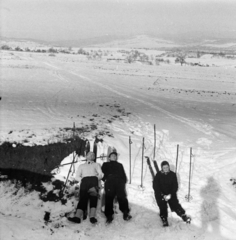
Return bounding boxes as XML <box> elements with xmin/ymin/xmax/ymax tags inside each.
<box><xmin>15</xmin><ymin>46</ymin><xmax>23</xmax><ymax>51</ymax></box>
<box><xmin>0</xmin><ymin>139</ymin><xmax>83</xmax><ymax>176</ymax></box>
<box><xmin>48</xmin><ymin>48</ymin><xmax>58</xmax><ymax>53</ymax></box>
<box><xmin>1</xmin><ymin>45</ymin><xmax>11</xmax><ymax>50</ymax></box>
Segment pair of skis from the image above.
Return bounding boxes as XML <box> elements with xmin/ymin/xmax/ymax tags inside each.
<box><xmin>146</xmin><ymin>156</ymin><xmax>159</xmax><ymax>178</ymax></box>
<box><xmin>93</xmin><ymin>136</ymin><xmax>115</xmax><ymax>162</ymax></box>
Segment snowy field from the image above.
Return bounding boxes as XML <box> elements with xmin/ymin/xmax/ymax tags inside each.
<box><xmin>0</xmin><ymin>47</ymin><xmax>236</xmax><ymax>240</ymax></box>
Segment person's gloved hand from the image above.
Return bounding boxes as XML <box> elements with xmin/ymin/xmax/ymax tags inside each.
<box><xmin>88</xmin><ymin>187</ymin><xmax>98</xmax><ymax>197</ymax></box>
<box><xmin>164</xmin><ymin>194</ymin><xmax>171</xmax><ymax>201</ymax></box>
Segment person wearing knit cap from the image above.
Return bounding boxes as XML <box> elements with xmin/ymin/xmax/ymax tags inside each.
<box><xmin>153</xmin><ymin>160</ymin><xmax>191</xmax><ymax>227</ymax></box>
<box><xmin>102</xmin><ymin>152</ymin><xmax>132</xmax><ymax>224</ymax></box>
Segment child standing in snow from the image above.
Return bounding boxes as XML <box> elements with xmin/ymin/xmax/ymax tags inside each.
<box><xmin>153</xmin><ymin>161</ymin><xmax>191</xmax><ymax>227</ymax></box>
<box><xmin>102</xmin><ymin>152</ymin><xmax>132</xmax><ymax>224</ymax></box>
<box><xmin>68</xmin><ymin>152</ymin><xmax>103</xmax><ymax>224</ymax></box>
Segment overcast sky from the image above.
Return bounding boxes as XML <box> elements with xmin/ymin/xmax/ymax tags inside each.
<box><xmin>1</xmin><ymin>0</ymin><xmax>236</xmax><ymax>42</ymax></box>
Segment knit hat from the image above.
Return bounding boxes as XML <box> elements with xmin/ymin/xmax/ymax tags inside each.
<box><xmin>108</xmin><ymin>151</ymin><xmax>118</xmax><ymax>158</ymax></box>
<box><xmin>161</xmin><ymin>160</ymin><xmax>169</xmax><ymax>169</ymax></box>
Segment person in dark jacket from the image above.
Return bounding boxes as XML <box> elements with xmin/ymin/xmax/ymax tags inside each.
<box><xmin>102</xmin><ymin>152</ymin><xmax>132</xmax><ymax>224</ymax></box>
<box><xmin>153</xmin><ymin>160</ymin><xmax>191</xmax><ymax>226</ymax></box>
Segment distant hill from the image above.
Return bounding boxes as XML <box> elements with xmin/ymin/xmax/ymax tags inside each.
<box><xmin>52</xmin><ymin>35</ymin><xmax>133</xmax><ymax>48</ymax></box>
<box><xmin>51</xmin><ymin>34</ymin><xmax>236</xmax><ymax>51</ymax></box>
<box><xmin>90</xmin><ymin>35</ymin><xmax>179</xmax><ymax>49</ymax></box>
<box><xmin>1</xmin><ymin>34</ymin><xmax>236</xmax><ymax>52</ymax></box>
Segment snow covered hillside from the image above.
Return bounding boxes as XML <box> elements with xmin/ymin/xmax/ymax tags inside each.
<box><xmin>0</xmin><ymin>48</ymin><xmax>236</xmax><ymax>240</ymax></box>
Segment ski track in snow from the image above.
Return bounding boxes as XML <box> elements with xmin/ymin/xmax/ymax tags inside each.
<box><xmin>41</xmin><ymin>60</ymin><xmax>214</xmax><ymax>137</ymax></box>
<box><xmin>73</xmin><ymin>70</ymin><xmax>214</xmax><ymax>136</ymax></box>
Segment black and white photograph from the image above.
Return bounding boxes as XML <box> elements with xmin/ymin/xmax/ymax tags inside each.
<box><xmin>0</xmin><ymin>0</ymin><xmax>236</xmax><ymax>239</ymax></box>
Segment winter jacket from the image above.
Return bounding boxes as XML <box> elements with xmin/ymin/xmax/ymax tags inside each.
<box><xmin>153</xmin><ymin>170</ymin><xmax>178</xmax><ymax>201</ymax></box>
<box><xmin>75</xmin><ymin>161</ymin><xmax>103</xmax><ymax>183</ymax></box>
<box><xmin>102</xmin><ymin>161</ymin><xmax>127</xmax><ymax>183</ymax></box>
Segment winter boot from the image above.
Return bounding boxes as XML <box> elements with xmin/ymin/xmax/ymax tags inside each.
<box><xmin>106</xmin><ymin>215</ymin><xmax>113</xmax><ymax>224</ymax></box>
<box><xmin>161</xmin><ymin>216</ymin><xmax>169</xmax><ymax>227</ymax></box>
<box><xmin>181</xmin><ymin>214</ymin><xmax>191</xmax><ymax>224</ymax></box>
<box><xmin>67</xmin><ymin>217</ymin><xmax>81</xmax><ymax>224</ymax></box>
<box><xmin>123</xmin><ymin>212</ymin><xmax>132</xmax><ymax>221</ymax></box>
<box><xmin>90</xmin><ymin>217</ymin><xmax>98</xmax><ymax>224</ymax></box>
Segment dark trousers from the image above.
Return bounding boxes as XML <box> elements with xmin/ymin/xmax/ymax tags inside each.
<box><xmin>155</xmin><ymin>194</ymin><xmax>185</xmax><ymax>219</ymax></box>
<box><xmin>104</xmin><ymin>178</ymin><xmax>129</xmax><ymax>217</ymax></box>
<box><xmin>77</xmin><ymin>177</ymin><xmax>98</xmax><ymax>211</ymax></box>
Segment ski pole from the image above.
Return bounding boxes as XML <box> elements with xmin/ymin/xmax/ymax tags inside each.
<box><xmin>129</xmin><ymin>136</ymin><xmax>132</xmax><ymax>184</ymax></box>
<box><xmin>188</xmin><ymin>147</ymin><xmax>192</xmax><ymax>201</ymax></box>
<box><xmin>153</xmin><ymin>124</ymin><xmax>156</xmax><ymax>160</ymax></box>
<box><xmin>141</xmin><ymin>137</ymin><xmax>145</xmax><ymax>188</ymax></box>
<box><xmin>56</xmin><ymin>160</ymin><xmax>78</xmax><ymax>168</ymax></box>
<box><xmin>186</xmin><ymin>147</ymin><xmax>193</xmax><ymax>202</ymax></box>
<box><xmin>176</xmin><ymin>144</ymin><xmax>179</xmax><ymax>173</ymax></box>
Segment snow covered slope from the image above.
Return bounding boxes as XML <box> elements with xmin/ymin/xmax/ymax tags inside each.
<box><xmin>0</xmin><ymin>49</ymin><xmax>236</xmax><ymax>239</ymax></box>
